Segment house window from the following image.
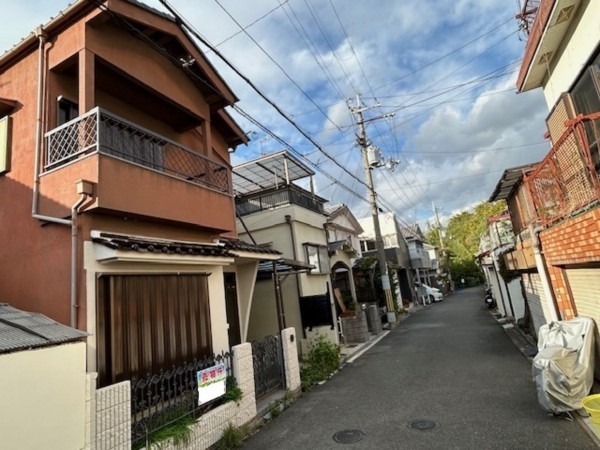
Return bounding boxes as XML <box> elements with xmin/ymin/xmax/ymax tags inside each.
<box><xmin>96</xmin><ymin>274</ymin><xmax>212</xmax><ymax>387</ymax></box>
<box><xmin>361</xmin><ymin>240</ymin><xmax>376</xmax><ymax>252</ymax></box>
<box><xmin>304</xmin><ymin>243</ymin><xmax>330</xmax><ymax>274</ymax></box>
<box><xmin>571</xmin><ymin>52</ymin><xmax>600</xmax><ymax>170</ymax></box>
<box><xmin>0</xmin><ymin>116</ymin><xmax>12</xmax><ymax>174</ymax></box>
<box><xmin>57</xmin><ymin>96</ymin><xmax>79</xmax><ymax>126</ymax></box>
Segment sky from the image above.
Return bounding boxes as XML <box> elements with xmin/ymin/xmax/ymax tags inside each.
<box><xmin>0</xmin><ymin>0</ymin><xmax>550</xmax><ymax>229</ymax></box>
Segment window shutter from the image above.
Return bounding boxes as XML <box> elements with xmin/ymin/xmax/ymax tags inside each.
<box><xmin>0</xmin><ymin>116</ymin><xmax>12</xmax><ymax>174</ymax></box>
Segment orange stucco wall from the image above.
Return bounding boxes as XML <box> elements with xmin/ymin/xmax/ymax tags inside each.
<box><xmin>0</xmin><ymin>1</ymin><xmax>241</xmax><ymax>328</ymax></box>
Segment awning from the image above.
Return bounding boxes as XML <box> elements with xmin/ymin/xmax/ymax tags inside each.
<box><xmin>489</xmin><ymin>163</ymin><xmax>539</xmax><ymax>202</ymax></box>
<box><xmin>0</xmin><ymin>98</ymin><xmax>18</xmax><ymax>116</ymax></box>
<box><xmin>233</xmin><ymin>150</ymin><xmax>314</xmax><ymax>195</ymax></box>
<box><xmin>257</xmin><ymin>258</ymin><xmax>314</xmax><ymax>279</ymax></box>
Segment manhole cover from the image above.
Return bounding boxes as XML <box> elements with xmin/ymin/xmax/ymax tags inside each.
<box><xmin>333</xmin><ymin>429</ymin><xmax>364</xmax><ymax>444</ymax></box>
<box><xmin>407</xmin><ymin>419</ymin><xmax>438</xmax><ymax>431</ymax></box>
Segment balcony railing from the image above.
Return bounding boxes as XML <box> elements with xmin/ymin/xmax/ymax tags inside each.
<box><xmin>44</xmin><ymin>107</ymin><xmax>230</xmax><ymax>193</ymax></box>
<box><xmin>235</xmin><ymin>184</ymin><xmax>325</xmax><ymax>216</ymax></box>
<box><xmin>525</xmin><ymin>113</ymin><xmax>600</xmax><ymax>227</ymax></box>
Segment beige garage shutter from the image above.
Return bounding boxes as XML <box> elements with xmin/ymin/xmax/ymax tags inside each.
<box><xmin>566</xmin><ymin>268</ymin><xmax>600</xmax><ymax>322</ymax></box>
<box><xmin>523</xmin><ymin>273</ymin><xmax>551</xmax><ymax>337</ymax></box>
<box><xmin>566</xmin><ymin>268</ymin><xmax>600</xmax><ymax>378</ymax></box>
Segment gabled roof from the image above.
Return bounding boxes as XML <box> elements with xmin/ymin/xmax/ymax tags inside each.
<box><xmin>0</xmin><ymin>0</ymin><xmax>238</xmax><ymax>108</ymax></box>
<box><xmin>400</xmin><ymin>224</ymin><xmax>425</xmax><ymax>241</ymax></box>
<box><xmin>488</xmin><ymin>163</ymin><xmax>538</xmax><ymax>202</ymax></box>
<box><xmin>0</xmin><ymin>304</ymin><xmax>87</xmax><ymax>354</ymax></box>
<box><xmin>325</xmin><ymin>204</ymin><xmax>364</xmax><ymax>234</ymax></box>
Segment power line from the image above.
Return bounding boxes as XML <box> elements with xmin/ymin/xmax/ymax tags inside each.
<box><xmin>213</xmin><ymin>0</ymin><xmax>345</xmax><ymax>133</ymax></box>
<box><xmin>374</xmin><ymin>16</ymin><xmax>514</xmax><ymax>91</ymax></box>
<box><xmin>157</xmin><ymin>0</ymin><xmax>371</xmax><ymax>192</ymax></box>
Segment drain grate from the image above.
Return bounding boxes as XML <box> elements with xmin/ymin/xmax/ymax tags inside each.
<box><xmin>333</xmin><ymin>429</ymin><xmax>364</xmax><ymax>444</ymax></box>
<box><xmin>407</xmin><ymin>419</ymin><xmax>438</xmax><ymax>431</ymax></box>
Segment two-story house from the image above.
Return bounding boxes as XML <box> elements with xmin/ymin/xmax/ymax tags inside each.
<box><xmin>358</xmin><ymin>213</ymin><xmax>415</xmax><ymax>308</ymax></box>
<box><xmin>477</xmin><ymin>212</ymin><xmax>527</xmax><ymax>322</ymax></box>
<box><xmin>325</xmin><ymin>204</ymin><xmax>363</xmax><ymax>310</ymax></box>
<box><xmin>516</xmin><ymin>0</ymin><xmax>600</xmax><ymax>335</ymax></box>
<box><xmin>234</xmin><ymin>151</ymin><xmax>339</xmax><ymax>355</ymax></box>
<box><xmin>488</xmin><ymin>164</ymin><xmax>559</xmax><ymax>337</ymax></box>
<box><xmin>0</xmin><ymin>0</ymin><xmax>278</xmax><ymax>388</ymax></box>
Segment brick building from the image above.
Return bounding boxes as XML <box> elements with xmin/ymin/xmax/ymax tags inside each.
<box><xmin>513</xmin><ymin>0</ymin><xmax>600</xmax><ymax>330</ymax></box>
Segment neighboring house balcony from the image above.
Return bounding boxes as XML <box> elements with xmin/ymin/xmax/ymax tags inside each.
<box><xmin>40</xmin><ymin>107</ymin><xmax>235</xmax><ymax>232</ymax></box>
<box><xmin>409</xmin><ymin>248</ymin><xmax>431</xmax><ymax>270</ymax></box>
<box><xmin>525</xmin><ymin>113</ymin><xmax>600</xmax><ymax>227</ymax></box>
<box><xmin>236</xmin><ymin>184</ymin><xmax>325</xmax><ymax>217</ymax></box>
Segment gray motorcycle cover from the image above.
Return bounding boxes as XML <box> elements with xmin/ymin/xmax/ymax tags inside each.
<box><xmin>532</xmin><ymin>317</ymin><xmax>595</xmax><ymax>413</ymax></box>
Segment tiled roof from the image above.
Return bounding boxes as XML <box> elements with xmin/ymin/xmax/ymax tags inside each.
<box><xmin>0</xmin><ymin>304</ymin><xmax>87</xmax><ymax>354</ymax></box>
<box><xmin>93</xmin><ymin>232</ymin><xmax>234</xmax><ymax>257</ymax></box>
<box><xmin>220</xmin><ymin>239</ymin><xmax>281</xmax><ymax>255</ymax></box>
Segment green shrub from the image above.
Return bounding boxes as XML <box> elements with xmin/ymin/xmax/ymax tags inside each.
<box><xmin>222</xmin><ymin>376</ymin><xmax>243</xmax><ymax>405</ymax></box>
<box><xmin>300</xmin><ymin>335</ymin><xmax>340</xmax><ymax>391</ymax></box>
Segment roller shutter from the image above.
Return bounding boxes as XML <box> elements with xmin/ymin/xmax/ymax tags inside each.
<box><xmin>566</xmin><ymin>268</ymin><xmax>600</xmax><ymax>322</ymax></box>
<box><xmin>523</xmin><ymin>272</ymin><xmax>552</xmax><ymax>337</ymax></box>
<box><xmin>566</xmin><ymin>268</ymin><xmax>600</xmax><ymax>378</ymax></box>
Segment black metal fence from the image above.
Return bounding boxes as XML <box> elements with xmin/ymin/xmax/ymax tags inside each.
<box><xmin>236</xmin><ymin>185</ymin><xmax>325</xmax><ymax>216</ymax></box>
<box><xmin>130</xmin><ymin>352</ymin><xmax>232</xmax><ymax>449</ymax></box>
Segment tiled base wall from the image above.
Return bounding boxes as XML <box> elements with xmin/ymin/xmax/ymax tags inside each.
<box><xmin>84</xmin><ymin>329</ymin><xmax>299</xmax><ymax>449</ymax></box>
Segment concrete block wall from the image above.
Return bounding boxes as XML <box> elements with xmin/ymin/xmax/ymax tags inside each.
<box><xmin>95</xmin><ymin>381</ymin><xmax>131</xmax><ymax>450</ymax></box>
<box><xmin>540</xmin><ymin>207</ymin><xmax>600</xmax><ymax>319</ymax></box>
<box><xmin>282</xmin><ymin>327</ymin><xmax>301</xmax><ymax>393</ymax></box>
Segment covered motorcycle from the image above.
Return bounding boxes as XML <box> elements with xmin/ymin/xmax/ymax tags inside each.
<box><xmin>532</xmin><ymin>317</ymin><xmax>595</xmax><ymax>413</ymax></box>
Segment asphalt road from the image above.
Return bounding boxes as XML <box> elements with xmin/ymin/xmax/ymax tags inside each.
<box><xmin>243</xmin><ymin>287</ymin><xmax>596</xmax><ymax>449</ymax></box>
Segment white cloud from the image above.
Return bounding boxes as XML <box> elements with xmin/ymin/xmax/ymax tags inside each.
<box><xmin>1</xmin><ymin>0</ymin><xmax>551</xmax><ymax>228</ymax></box>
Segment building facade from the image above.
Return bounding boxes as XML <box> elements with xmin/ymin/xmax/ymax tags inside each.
<box><xmin>0</xmin><ymin>0</ymin><xmax>273</xmax><ymax>387</ymax></box>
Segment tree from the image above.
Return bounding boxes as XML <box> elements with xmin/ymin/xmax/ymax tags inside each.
<box><xmin>430</xmin><ymin>201</ymin><xmax>506</xmax><ymax>287</ymax></box>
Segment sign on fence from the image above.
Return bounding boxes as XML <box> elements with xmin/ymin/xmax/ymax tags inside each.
<box><xmin>197</xmin><ymin>363</ymin><xmax>227</xmax><ymax>405</ymax></box>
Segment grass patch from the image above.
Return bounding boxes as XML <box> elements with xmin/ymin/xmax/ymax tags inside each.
<box><xmin>217</xmin><ymin>423</ymin><xmax>247</xmax><ymax>450</ymax></box>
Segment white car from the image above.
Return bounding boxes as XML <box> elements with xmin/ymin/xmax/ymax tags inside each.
<box><xmin>416</xmin><ymin>282</ymin><xmax>444</xmax><ymax>303</ymax></box>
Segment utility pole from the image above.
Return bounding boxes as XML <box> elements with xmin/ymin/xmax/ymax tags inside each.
<box><xmin>351</xmin><ymin>95</ymin><xmax>396</xmax><ymax>323</ymax></box>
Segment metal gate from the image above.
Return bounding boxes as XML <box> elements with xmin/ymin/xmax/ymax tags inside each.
<box><xmin>251</xmin><ymin>334</ymin><xmax>283</xmax><ymax>399</ymax></box>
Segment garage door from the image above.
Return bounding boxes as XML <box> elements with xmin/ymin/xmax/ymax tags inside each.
<box><xmin>566</xmin><ymin>268</ymin><xmax>600</xmax><ymax>378</ymax></box>
<box><xmin>566</xmin><ymin>268</ymin><xmax>600</xmax><ymax>321</ymax></box>
<box><xmin>523</xmin><ymin>272</ymin><xmax>551</xmax><ymax>337</ymax></box>
<box><xmin>486</xmin><ymin>265</ymin><xmax>506</xmax><ymax>316</ymax></box>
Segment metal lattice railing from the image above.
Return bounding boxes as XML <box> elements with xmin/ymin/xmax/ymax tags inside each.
<box><xmin>130</xmin><ymin>352</ymin><xmax>232</xmax><ymax>449</ymax></box>
<box><xmin>525</xmin><ymin>113</ymin><xmax>600</xmax><ymax>227</ymax></box>
<box><xmin>44</xmin><ymin>107</ymin><xmax>230</xmax><ymax>193</ymax></box>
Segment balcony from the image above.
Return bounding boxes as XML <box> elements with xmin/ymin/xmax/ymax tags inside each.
<box><xmin>40</xmin><ymin>108</ymin><xmax>235</xmax><ymax>232</ymax></box>
<box><xmin>235</xmin><ymin>184</ymin><xmax>325</xmax><ymax>217</ymax></box>
<box><xmin>525</xmin><ymin>113</ymin><xmax>600</xmax><ymax>227</ymax></box>
<box><xmin>45</xmin><ymin>107</ymin><xmax>229</xmax><ymax>193</ymax></box>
